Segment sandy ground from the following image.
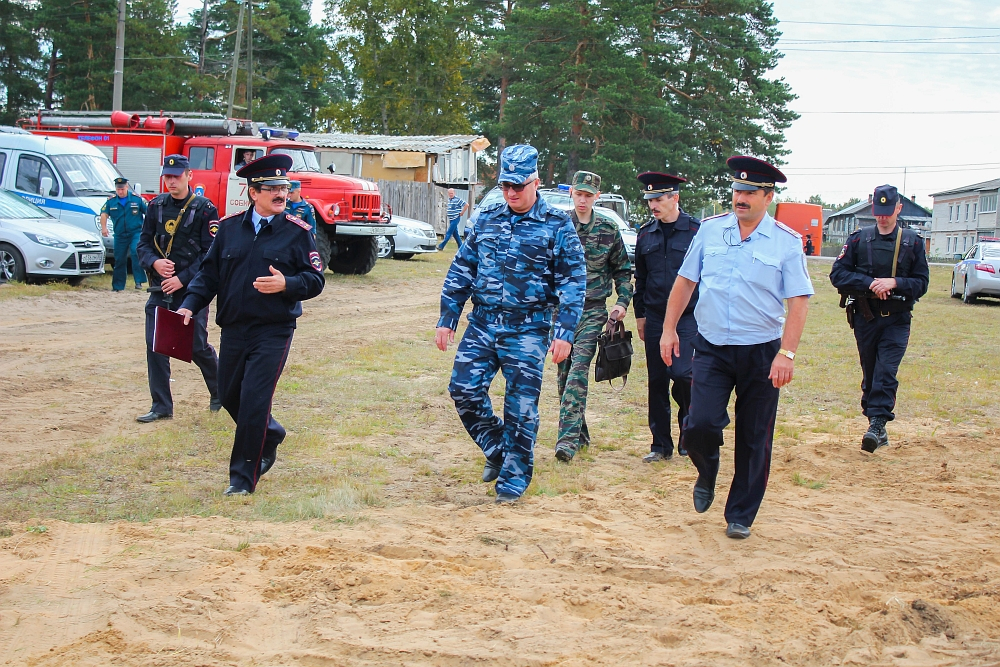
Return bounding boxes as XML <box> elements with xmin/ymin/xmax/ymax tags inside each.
<box><xmin>2</xmin><ymin>263</ymin><xmax>1000</xmax><ymax>666</ymax></box>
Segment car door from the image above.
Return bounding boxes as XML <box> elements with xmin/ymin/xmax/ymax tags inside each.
<box><xmin>223</xmin><ymin>146</ymin><xmax>264</xmax><ymax>216</ymax></box>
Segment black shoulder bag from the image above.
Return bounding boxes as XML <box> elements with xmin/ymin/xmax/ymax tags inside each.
<box><xmin>594</xmin><ymin>318</ymin><xmax>633</xmax><ymax>390</ymax></box>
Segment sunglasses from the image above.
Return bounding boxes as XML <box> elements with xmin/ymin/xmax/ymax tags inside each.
<box><xmin>500</xmin><ymin>179</ymin><xmax>536</xmax><ymax>193</ymax></box>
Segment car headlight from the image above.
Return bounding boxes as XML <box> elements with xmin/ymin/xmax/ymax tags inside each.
<box><xmin>24</xmin><ymin>232</ymin><xmax>69</xmax><ymax>249</ymax></box>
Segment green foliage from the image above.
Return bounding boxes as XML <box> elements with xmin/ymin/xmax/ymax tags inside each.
<box><xmin>326</xmin><ymin>0</ymin><xmax>474</xmax><ymax>134</ymax></box>
<box><xmin>0</xmin><ymin>0</ymin><xmax>45</xmax><ymax>123</ymax></box>
<box><xmin>469</xmin><ymin>0</ymin><xmax>796</xmax><ymax>211</ymax></box>
<box><xmin>37</xmin><ymin>0</ymin><xmax>118</xmax><ymax>110</ymax></box>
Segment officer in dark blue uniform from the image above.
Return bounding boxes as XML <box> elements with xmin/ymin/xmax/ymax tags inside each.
<box><xmin>633</xmin><ymin>172</ymin><xmax>700</xmax><ymax>462</ymax></box>
<box><xmin>830</xmin><ymin>185</ymin><xmax>929</xmax><ymax>453</ymax></box>
<box><xmin>178</xmin><ymin>154</ymin><xmax>325</xmax><ymax>496</ymax></box>
<box><xmin>136</xmin><ymin>154</ymin><xmax>220</xmax><ymax>423</ymax></box>
<box><xmin>100</xmin><ymin>176</ymin><xmax>147</xmax><ymax>291</ymax></box>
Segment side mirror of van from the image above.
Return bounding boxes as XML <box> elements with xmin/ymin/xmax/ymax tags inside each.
<box><xmin>39</xmin><ymin>177</ymin><xmax>53</xmax><ymax>196</ymax></box>
<box><xmin>326</xmin><ymin>164</ymin><xmax>335</xmax><ymax>174</ymax></box>
<box><xmin>133</xmin><ymin>183</ymin><xmax>142</xmax><ymax>195</ymax></box>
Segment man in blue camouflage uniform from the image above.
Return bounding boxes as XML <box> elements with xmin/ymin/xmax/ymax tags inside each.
<box><xmin>286</xmin><ymin>181</ymin><xmax>317</xmax><ymax>236</ymax></box>
<box><xmin>435</xmin><ymin>145</ymin><xmax>586</xmax><ymax>504</ymax></box>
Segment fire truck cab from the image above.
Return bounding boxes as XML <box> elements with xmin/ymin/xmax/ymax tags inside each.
<box><xmin>21</xmin><ymin>111</ymin><xmax>394</xmax><ymax>275</ymax></box>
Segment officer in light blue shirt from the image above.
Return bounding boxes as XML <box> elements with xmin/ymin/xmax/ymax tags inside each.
<box><xmin>661</xmin><ymin>156</ymin><xmax>814</xmax><ymax>541</ymax></box>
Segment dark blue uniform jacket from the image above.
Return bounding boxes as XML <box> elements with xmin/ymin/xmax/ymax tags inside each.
<box><xmin>830</xmin><ymin>225</ymin><xmax>929</xmax><ymax>307</ymax></box>
<box><xmin>181</xmin><ymin>208</ymin><xmax>325</xmax><ymax>327</ymax></box>
<box><xmin>633</xmin><ymin>210</ymin><xmax>700</xmax><ymax>319</ymax></box>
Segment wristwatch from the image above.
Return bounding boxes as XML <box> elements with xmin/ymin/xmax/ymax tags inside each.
<box><xmin>778</xmin><ymin>348</ymin><xmax>795</xmax><ymax>360</ymax></box>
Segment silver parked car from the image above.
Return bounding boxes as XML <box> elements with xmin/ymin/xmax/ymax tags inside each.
<box><xmin>952</xmin><ymin>241</ymin><xmax>1000</xmax><ymax>303</ymax></box>
<box><xmin>377</xmin><ymin>215</ymin><xmax>438</xmax><ymax>260</ymax></box>
<box><xmin>0</xmin><ymin>188</ymin><xmax>105</xmax><ymax>284</ymax></box>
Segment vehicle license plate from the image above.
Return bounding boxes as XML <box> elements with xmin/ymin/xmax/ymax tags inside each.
<box><xmin>82</xmin><ymin>252</ymin><xmax>103</xmax><ymax>263</ymax></box>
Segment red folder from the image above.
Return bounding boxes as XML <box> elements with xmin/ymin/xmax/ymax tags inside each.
<box><xmin>152</xmin><ymin>306</ymin><xmax>194</xmax><ymax>363</ymax></box>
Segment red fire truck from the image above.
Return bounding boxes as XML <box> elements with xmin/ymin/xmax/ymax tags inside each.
<box><xmin>20</xmin><ymin>110</ymin><xmax>394</xmax><ymax>274</ymax></box>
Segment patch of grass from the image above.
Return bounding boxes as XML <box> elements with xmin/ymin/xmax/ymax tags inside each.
<box><xmin>0</xmin><ymin>527</ymin><xmax>12</xmax><ymax>538</ymax></box>
<box><xmin>791</xmin><ymin>472</ymin><xmax>828</xmax><ymax>490</ymax></box>
<box><xmin>27</xmin><ymin>525</ymin><xmax>48</xmax><ymax>533</ymax></box>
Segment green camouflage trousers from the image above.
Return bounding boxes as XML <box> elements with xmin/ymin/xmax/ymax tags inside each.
<box><xmin>557</xmin><ymin>307</ymin><xmax>608</xmax><ymax>452</ymax></box>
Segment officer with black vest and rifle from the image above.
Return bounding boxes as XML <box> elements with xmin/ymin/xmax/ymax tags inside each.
<box><xmin>135</xmin><ymin>154</ymin><xmax>221</xmax><ymax>423</ymax></box>
<box><xmin>830</xmin><ymin>185</ymin><xmax>929</xmax><ymax>453</ymax></box>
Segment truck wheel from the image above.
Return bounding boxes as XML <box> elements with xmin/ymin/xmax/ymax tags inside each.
<box><xmin>0</xmin><ymin>243</ymin><xmax>26</xmax><ymax>282</ymax></box>
<box><xmin>315</xmin><ymin>226</ymin><xmax>333</xmax><ymax>270</ymax></box>
<box><xmin>329</xmin><ymin>237</ymin><xmax>378</xmax><ymax>275</ymax></box>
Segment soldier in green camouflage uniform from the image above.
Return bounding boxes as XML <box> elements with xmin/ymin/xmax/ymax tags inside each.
<box><xmin>555</xmin><ymin>170</ymin><xmax>633</xmax><ymax>461</ymax></box>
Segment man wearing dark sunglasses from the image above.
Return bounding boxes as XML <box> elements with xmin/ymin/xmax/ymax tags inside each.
<box><xmin>436</xmin><ymin>144</ymin><xmax>586</xmax><ymax>504</ymax></box>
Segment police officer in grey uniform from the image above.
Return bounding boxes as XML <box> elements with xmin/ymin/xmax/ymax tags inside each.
<box><xmin>136</xmin><ymin>154</ymin><xmax>220</xmax><ymax>422</ymax></box>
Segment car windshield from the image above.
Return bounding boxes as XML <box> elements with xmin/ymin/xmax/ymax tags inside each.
<box><xmin>50</xmin><ymin>153</ymin><xmax>118</xmax><ymax>195</ymax></box>
<box><xmin>271</xmin><ymin>148</ymin><xmax>321</xmax><ymax>173</ymax></box>
<box><xmin>982</xmin><ymin>244</ymin><xmax>1000</xmax><ymax>258</ymax></box>
<box><xmin>0</xmin><ymin>189</ymin><xmax>53</xmax><ymax>219</ymax></box>
<box><xmin>477</xmin><ymin>187</ymin><xmax>504</xmax><ymax>209</ymax></box>
<box><xmin>540</xmin><ymin>191</ymin><xmax>572</xmax><ymax>211</ymax></box>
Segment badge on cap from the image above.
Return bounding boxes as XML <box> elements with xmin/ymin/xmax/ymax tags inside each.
<box><xmin>169</xmin><ymin>158</ymin><xmax>175</xmax><ymax>166</ymax></box>
<box><xmin>647</xmin><ymin>184</ymin><xmax>652</xmax><ymax>190</ymax></box>
<box><xmin>880</xmin><ymin>196</ymin><xmax>887</xmax><ymax>203</ymax></box>
<box><xmin>209</xmin><ymin>221</ymin><xmax>219</xmax><ymax>238</ymax></box>
<box><xmin>309</xmin><ymin>251</ymin><xmax>323</xmax><ymax>271</ymax></box>
<box><xmin>740</xmin><ymin>171</ymin><xmax>748</xmax><ymax>179</ymax></box>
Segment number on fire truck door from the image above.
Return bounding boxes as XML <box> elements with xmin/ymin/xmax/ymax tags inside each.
<box><xmin>226</xmin><ymin>172</ymin><xmax>250</xmax><ymax>216</ymax></box>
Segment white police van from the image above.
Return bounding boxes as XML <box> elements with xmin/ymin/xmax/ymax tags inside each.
<box><xmin>0</xmin><ymin>127</ymin><xmax>125</xmax><ymax>263</ymax></box>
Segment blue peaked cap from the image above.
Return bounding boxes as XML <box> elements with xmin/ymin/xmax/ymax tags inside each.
<box><xmin>498</xmin><ymin>144</ymin><xmax>539</xmax><ymax>184</ymax></box>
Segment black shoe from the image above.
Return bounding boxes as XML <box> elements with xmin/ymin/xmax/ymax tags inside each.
<box><xmin>726</xmin><ymin>523</ymin><xmax>751</xmax><ymax>539</ymax></box>
<box><xmin>862</xmin><ymin>417</ymin><xmax>889</xmax><ymax>453</ymax></box>
<box><xmin>136</xmin><ymin>411</ymin><xmax>171</xmax><ymax>423</ymax></box>
<box><xmin>495</xmin><ymin>492</ymin><xmax>519</xmax><ymax>504</ymax></box>
<box><xmin>482</xmin><ymin>462</ymin><xmax>501</xmax><ymax>483</ymax></box>
<box><xmin>209</xmin><ymin>397</ymin><xmax>223</xmax><ymax>412</ymax></box>
<box><xmin>135</xmin><ymin>283</ymin><xmax>146</xmax><ymax>290</ymax></box>
<box><xmin>693</xmin><ymin>475</ymin><xmax>715</xmax><ymax>513</ymax></box>
<box><xmin>224</xmin><ymin>485</ymin><xmax>251</xmax><ymax>496</ymax></box>
<box><xmin>642</xmin><ymin>451</ymin><xmax>671</xmax><ymax>463</ymax></box>
<box><xmin>554</xmin><ymin>445</ymin><xmax>574</xmax><ymax>462</ymax></box>
<box><xmin>259</xmin><ymin>454</ymin><xmax>276</xmax><ymax>476</ymax></box>
<box><xmin>677</xmin><ymin>445</ymin><xmax>688</xmax><ymax>457</ymax></box>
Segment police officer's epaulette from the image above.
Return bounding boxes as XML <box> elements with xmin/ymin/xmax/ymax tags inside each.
<box><xmin>699</xmin><ymin>212</ymin><xmax>728</xmax><ymax>223</ymax></box>
<box><xmin>482</xmin><ymin>201</ymin><xmax>505</xmax><ymax>214</ymax></box>
<box><xmin>774</xmin><ymin>220</ymin><xmax>802</xmax><ymax>238</ymax></box>
<box><xmin>285</xmin><ymin>213</ymin><xmax>312</xmax><ymax>231</ymax></box>
<box><xmin>639</xmin><ymin>218</ymin><xmax>655</xmax><ymax>229</ymax></box>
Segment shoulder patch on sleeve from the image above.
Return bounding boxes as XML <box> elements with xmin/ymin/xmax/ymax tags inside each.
<box><xmin>286</xmin><ymin>213</ymin><xmax>312</xmax><ymax>231</ymax></box>
<box><xmin>208</xmin><ymin>220</ymin><xmax>219</xmax><ymax>237</ymax></box>
<box><xmin>837</xmin><ymin>245</ymin><xmax>847</xmax><ymax>259</ymax></box>
<box><xmin>775</xmin><ymin>220</ymin><xmax>802</xmax><ymax>238</ymax></box>
<box><xmin>309</xmin><ymin>251</ymin><xmax>323</xmax><ymax>272</ymax></box>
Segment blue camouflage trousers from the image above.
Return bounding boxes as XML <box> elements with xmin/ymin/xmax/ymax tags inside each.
<box><xmin>449</xmin><ymin>307</ymin><xmax>551</xmax><ymax>497</ymax></box>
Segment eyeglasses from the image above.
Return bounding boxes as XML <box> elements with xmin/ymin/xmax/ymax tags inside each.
<box><xmin>500</xmin><ymin>179</ymin><xmax>536</xmax><ymax>193</ymax></box>
<box><xmin>260</xmin><ymin>185</ymin><xmax>290</xmax><ymax>194</ymax></box>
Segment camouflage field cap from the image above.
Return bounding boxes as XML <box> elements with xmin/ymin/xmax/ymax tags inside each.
<box><xmin>571</xmin><ymin>171</ymin><xmax>601</xmax><ymax>194</ymax></box>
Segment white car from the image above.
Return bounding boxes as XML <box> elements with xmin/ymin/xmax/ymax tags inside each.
<box><xmin>377</xmin><ymin>215</ymin><xmax>438</xmax><ymax>260</ymax></box>
<box><xmin>952</xmin><ymin>241</ymin><xmax>1000</xmax><ymax>303</ymax></box>
<box><xmin>0</xmin><ymin>188</ymin><xmax>105</xmax><ymax>284</ymax></box>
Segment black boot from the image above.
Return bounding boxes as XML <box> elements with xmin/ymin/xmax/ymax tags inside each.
<box><xmin>862</xmin><ymin>417</ymin><xmax>889</xmax><ymax>453</ymax></box>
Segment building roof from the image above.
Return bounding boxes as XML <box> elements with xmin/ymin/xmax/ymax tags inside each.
<box><xmin>297</xmin><ymin>133</ymin><xmax>489</xmax><ymax>154</ymax></box>
<box><xmin>829</xmin><ymin>194</ymin><xmax>931</xmax><ymax>221</ymax></box>
<box><xmin>930</xmin><ymin>177</ymin><xmax>1000</xmax><ymax>198</ymax></box>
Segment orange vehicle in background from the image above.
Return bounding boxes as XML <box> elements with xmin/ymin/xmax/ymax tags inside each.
<box><xmin>774</xmin><ymin>202</ymin><xmax>823</xmax><ymax>255</ymax></box>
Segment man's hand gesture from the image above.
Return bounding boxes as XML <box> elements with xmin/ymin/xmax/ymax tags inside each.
<box><xmin>253</xmin><ymin>265</ymin><xmax>286</xmax><ymax>294</ymax></box>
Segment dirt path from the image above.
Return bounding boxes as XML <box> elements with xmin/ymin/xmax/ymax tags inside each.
<box><xmin>1</xmin><ymin>260</ymin><xmax>999</xmax><ymax>665</ymax></box>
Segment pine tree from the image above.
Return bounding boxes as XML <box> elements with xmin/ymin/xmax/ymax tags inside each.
<box><xmin>0</xmin><ymin>0</ymin><xmax>45</xmax><ymax>123</ymax></box>
<box><xmin>327</xmin><ymin>0</ymin><xmax>474</xmax><ymax>134</ymax></box>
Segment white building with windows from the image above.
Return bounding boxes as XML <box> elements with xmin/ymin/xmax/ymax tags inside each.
<box><xmin>929</xmin><ymin>178</ymin><xmax>1000</xmax><ymax>259</ymax></box>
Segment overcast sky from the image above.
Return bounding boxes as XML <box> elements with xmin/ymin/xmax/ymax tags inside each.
<box><xmin>174</xmin><ymin>0</ymin><xmax>1000</xmax><ymax>208</ymax></box>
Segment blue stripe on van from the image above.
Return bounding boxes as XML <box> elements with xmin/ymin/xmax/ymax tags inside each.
<box><xmin>12</xmin><ymin>191</ymin><xmax>97</xmax><ymax>216</ymax></box>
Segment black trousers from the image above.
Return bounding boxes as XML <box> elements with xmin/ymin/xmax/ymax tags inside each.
<box><xmin>219</xmin><ymin>323</ymin><xmax>293</xmax><ymax>492</ymax></box>
<box><xmin>853</xmin><ymin>310</ymin><xmax>911</xmax><ymax>421</ymax></box>
<box><xmin>684</xmin><ymin>334</ymin><xmax>780</xmax><ymax>527</ymax></box>
<box><xmin>144</xmin><ymin>290</ymin><xmax>219</xmax><ymax>415</ymax></box>
<box><xmin>643</xmin><ymin>312</ymin><xmax>697</xmax><ymax>456</ymax></box>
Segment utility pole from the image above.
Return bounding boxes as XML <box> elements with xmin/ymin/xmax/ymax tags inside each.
<box><xmin>902</xmin><ymin>167</ymin><xmax>907</xmax><ymax>198</ymax></box>
<box><xmin>246</xmin><ymin>0</ymin><xmax>253</xmax><ymax>120</ymax></box>
<box><xmin>226</xmin><ymin>0</ymin><xmax>245</xmax><ymax>118</ymax></box>
<box><xmin>112</xmin><ymin>0</ymin><xmax>126</xmax><ymax>110</ymax></box>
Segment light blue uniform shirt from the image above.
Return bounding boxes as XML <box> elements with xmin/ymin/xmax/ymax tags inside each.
<box><xmin>678</xmin><ymin>212</ymin><xmax>814</xmax><ymax>346</ymax></box>
<box><xmin>251</xmin><ymin>208</ymin><xmax>272</xmax><ymax>235</ymax></box>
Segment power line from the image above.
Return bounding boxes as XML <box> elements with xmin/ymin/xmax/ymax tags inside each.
<box><xmin>781</xmin><ymin>48</ymin><xmax>1000</xmax><ymax>54</ymax></box>
<box><xmin>779</xmin><ymin>20</ymin><xmax>1000</xmax><ymax>30</ymax></box>
<box><xmin>780</xmin><ymin>34</ymin><xmax>1000</xmax><ymax>45</ymax></box>
<box><xmin>789</xmin><ymin>161</ymin><xmax>1000</xmax><ymax>170</ymax></box>
<box><xmin>796</xmin><ymin>110</ymin><xmax>1000</xmax><ymax>115</ymax></box>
